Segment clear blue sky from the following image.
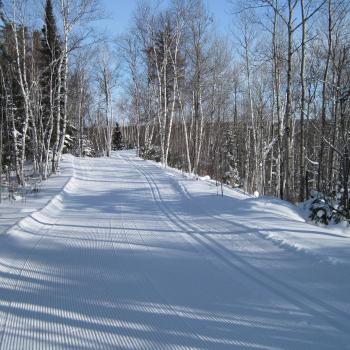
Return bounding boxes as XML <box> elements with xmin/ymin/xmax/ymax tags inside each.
<box><xmin>99</xmin><ymin>0</ymin><xmax>232</xmax><ymax>37</ymax></box>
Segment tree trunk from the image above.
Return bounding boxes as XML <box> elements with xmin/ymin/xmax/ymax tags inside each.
<box><xmin>299</xmin><ymin>0</ymin><xmax>306</xmax><ymax>202</ymax></box>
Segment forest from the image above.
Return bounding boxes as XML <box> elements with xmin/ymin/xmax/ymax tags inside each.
<box><xmin>1</xmin><ymin>0</ymin><xmax>350</xmax><ymax>224</ymax></box>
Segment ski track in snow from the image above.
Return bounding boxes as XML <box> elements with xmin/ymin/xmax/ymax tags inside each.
<box><xmin>0</xmin><ymin>150</ymin><xmax>349</xmax><ymax>349</ymax></box>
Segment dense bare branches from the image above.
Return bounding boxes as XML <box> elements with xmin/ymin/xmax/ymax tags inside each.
<box><xmin>3</xmin><ymin>0</ymin><xmax>350</xmax><ymax>222</ymax></box>
<box><xmin>0</xmin><ymin>0</ymin><xmax>102</xmax><ymax>198</ymax></box>
<box><xmin>118</xmin><ymin>0</ymin><xmax>350</xmax><ymax>221</ymax></box>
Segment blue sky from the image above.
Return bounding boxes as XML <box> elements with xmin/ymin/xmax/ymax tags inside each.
<box><xmin>98</xmin><ymin>0</ymin><xmax>232</xmax><ymax>37</ymax></box>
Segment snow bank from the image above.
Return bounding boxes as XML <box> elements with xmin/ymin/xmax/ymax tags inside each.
<box><xmin>130</xmin><ymin>149</ymin><xmax>350</xmax><ymax>266</ymax></box>
<box><xmin>1</xmin><ymin>155</ymin><xmax>75</xmax><ymax>238</ymax></box>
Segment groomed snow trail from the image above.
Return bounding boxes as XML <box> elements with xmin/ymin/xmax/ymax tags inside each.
<box><xmin>0</xmin><ymin>151</ymin><xmax>349</xmax><ymax>349</ymax></box>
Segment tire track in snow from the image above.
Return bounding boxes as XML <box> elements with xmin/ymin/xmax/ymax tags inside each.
<box><xmin>117</xmin><ymin>172</ymin><xmax>214</xmax><ymax>350</ymax></box>
<box><xmin>114</xmin><ymin>156</ymin><xmax>261</xmax><ymax>349</ymax></box>
<box><xmin>115</xmin><ymin>155</ymin><xmax>297</xmax><ymax>348</ymax></box>
<box><xmin>0</xmin><ymin>153</ymin><xmax>347</xmax><ymax>349</ymax></box>
<box><xmin>132</xmin><ymin>156</ymin><xmax>350</xmax><ymax>328</ymax></box>
<box><xmin>120</xmin><ymin>202</ymin><xmax>206</xmax><ymax>349</ymax></box>
<box><xmin>121</xmin><ymin>153</ymin><xmax>350</xmax><ymax>341</ymax></box>
<box><xmin>0</xmin><ymin>157</ymin><xmax>93</xmax><ymax>349</ymax></box>
<box><xmin>56</xmin><ymin>157</ymin><xmax>126</xmax><ymax>350</ymax></box>
<box><xmin>0</xmin><ymin>222</ymin><xmax>60</xmax><ymax>350</ymax></box>
<box><xmin>54</xmin><ymin>157</ymin><xmax>195</xmax><ymax>349</ymax></box>
<box><xmin>1</xmin><ymin>157</ymin><xmax>125</xmax><ymax>349</ymax></box>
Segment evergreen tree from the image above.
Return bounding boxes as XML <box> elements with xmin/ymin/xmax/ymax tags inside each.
<box><xmin>112</xmin><ymin>122</ymin><xmax>124</xmax><ymax>150</ymax></box>
<box><xmin>0</xmin><ymin>24</ymin><xmax>26</xmax><ymax>174</ymax></box>
<box><xmin>41</xmin><ymin>0</ymin><xmax>61</xmax><ymax>62</ymax></box>
<box><xmin>40</xmin><ymin>0</ymin><xmax>61</xmax><ymax>133</ymax></box>
<box><xmin>0</xmin><ymin>1</ymin><xmax>5</xmax><ymax>27</ymax></box>
<box><xmin>222</xmin><ymin>130</ymin><xmax>241</xmax><ymax>188</ymax></box>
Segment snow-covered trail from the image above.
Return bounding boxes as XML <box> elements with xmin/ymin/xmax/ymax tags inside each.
<box><xmin>0</xmin><ymin>151</ymin><xmax>349</xmax><ymax>349</ymax></box>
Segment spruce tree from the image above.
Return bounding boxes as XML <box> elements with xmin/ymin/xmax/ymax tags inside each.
<box><xmin>41</xmin><ymin>0</ymin><xmax>61</xmax><ymax>62</ymax></box>
<box><xmin>112</xmin><ymin>123</ymin><xmax>124</xmax><ymax>151</ymax></box>
<box><xmin>40</xmin><ymin>0</ymin><xmax>61</xmax><ymax>136</ymax></box>
<box><xmin>0</xmin><ymin>1</ymin><xmax>5</xmax><ymax>26</ymax></box>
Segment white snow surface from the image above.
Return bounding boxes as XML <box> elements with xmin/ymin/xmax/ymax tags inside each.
<box><xmin>0</xmin><ymin>150</ymin><xmax>349</xmax><ymax>349</ymax></box>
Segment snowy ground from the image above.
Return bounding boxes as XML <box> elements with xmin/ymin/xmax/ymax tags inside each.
<box><xmin>0</xmin><ymin>150</ymin><xmax>349</xmax><ymax>349</ymax></box>
<box><xmin>0</xmin><ymin>156</ymin><xmax>74</xmax><ymax>236</ymax></box>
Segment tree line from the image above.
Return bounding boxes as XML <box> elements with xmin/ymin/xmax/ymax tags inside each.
<box><xmin>0</xmin><ymin>0</ymin><xmax>122</xmax><ymax>201</ymax></box>
<box><xmin>1</xmin><ymin>0</ymin><xmax>350</xmax><ymax>223</ymax></box>
<box><xmin>118</xmin><ymin>0</ymin><xmax>350</xmax><ymax>223</ymax></box>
